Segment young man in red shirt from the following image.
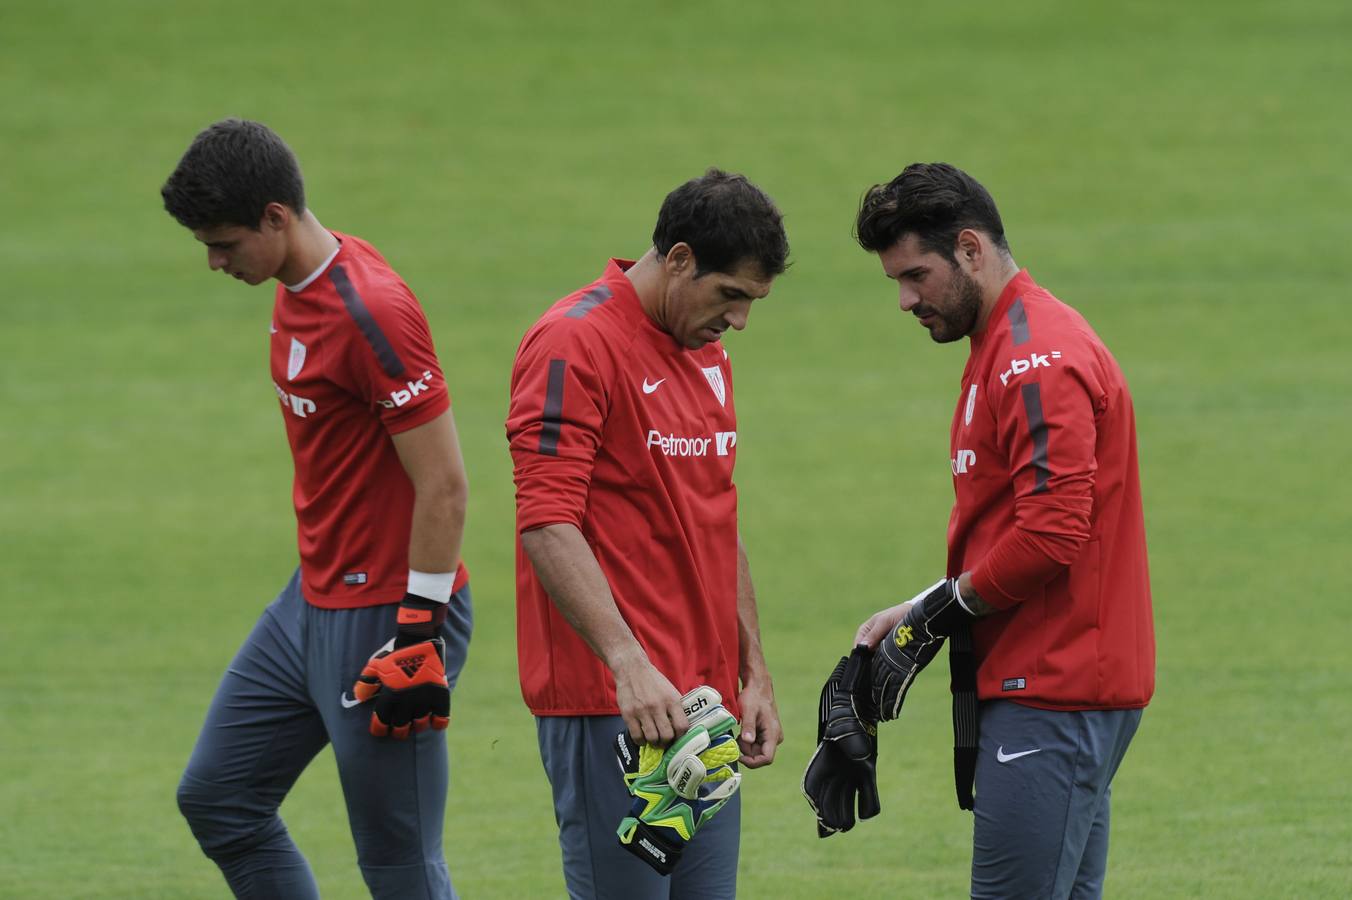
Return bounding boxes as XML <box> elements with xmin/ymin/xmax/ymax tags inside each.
<box><xmin>814</xmin><ymin>163</ymin><xmax>1154</xmax><ymax>899</ymax></box>
<box><xmin>506</xmin><ymin>169</ymin><xmax>788</xmax><ymax>898</ymax></box>
<box><xmin>162</xmin><ymin>119</ymin><xmax>472</xmax><ymax>899</ymax></box>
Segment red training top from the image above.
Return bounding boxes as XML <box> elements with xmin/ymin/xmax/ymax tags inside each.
<box><xmin>507</xmin><ymin>260</ymin><xmax>743</xmax><ymax>717</ymax></box>
<box><xmin>950</xmin><ymin>270</ymin><xmax>1154</xmax><ymax>709</ymax></box>
<box><xmin>270</xmin><ymin>231</ymin><xmax>468</xmax><ymax>608</ymax></box>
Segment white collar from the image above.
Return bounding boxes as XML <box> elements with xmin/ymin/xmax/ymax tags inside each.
<box><xmin>285</xmin><ymin>243</ymin><xmax>342</xmax><ymax>293</ymax></box>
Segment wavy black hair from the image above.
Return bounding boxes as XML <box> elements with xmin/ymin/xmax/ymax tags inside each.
<box><xmin>653</xmin><ymin>168</ymin><xmax>789</xmax><ymax>278</ymax></box>
<box><xmin>162</xmin><ymin>118</ymin><xmax>305</xmax><ymax>230</ymax></box>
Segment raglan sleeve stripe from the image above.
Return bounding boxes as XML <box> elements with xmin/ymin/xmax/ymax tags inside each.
<box><xmin>537</xmin><ymin>359</ymin><xmax>568</xmax><ymax>456</ymax></box>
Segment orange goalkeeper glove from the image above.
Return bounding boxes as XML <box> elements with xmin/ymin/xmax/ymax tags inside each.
<box><xmin>352</xmin><ymin>594</ymin><xmax>450</xmax><ymax>739</ymax></box>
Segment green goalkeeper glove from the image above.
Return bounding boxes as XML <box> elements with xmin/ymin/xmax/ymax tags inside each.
<box><xmin>613</xmin><ymin>686</ymin><xmax>742</xmax><ymax>875</ymax></box>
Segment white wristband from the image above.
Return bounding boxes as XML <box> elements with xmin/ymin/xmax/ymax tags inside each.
<box><xmin>407</xmin><ymin>569</ymin><xmax>454</xmax><ymax>604</ymax></box>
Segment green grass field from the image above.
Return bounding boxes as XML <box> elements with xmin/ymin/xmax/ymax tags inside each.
<box><xmin>4</xmin><ymin>0</ymin><xmax>1350</xmax><ymax>896</ymax></box>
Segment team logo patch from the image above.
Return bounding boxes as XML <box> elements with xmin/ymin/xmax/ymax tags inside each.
<box><xmin>701</xmin><ymin>365</ymin><xmax>726</xmax><ymax>406</ymax></box>
<box><xmin>894</xmin><ymin>625</ymin><xmax>914</xmax><ymax>649</ymax></box>
<box><xmin>965</xmin><ymin>384</ymin><xmax>978</xmax><ymax>426</ymax></box>
<box><xmin>1002</xmin><ymin>677</ymin><xmax>1027</xmax><ymax>692</ymax></box>
<box><xmin>287</xmin><ymin>338</ymin><xmax>307</xmax><ymax>381</ymax></box>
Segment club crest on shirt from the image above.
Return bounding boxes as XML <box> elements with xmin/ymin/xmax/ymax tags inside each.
<box><xmin>965</xmin><ymin>384</ymin><xmax>978</xmax><ymax>426</ymax></box>
<box><xmin>288</xmin><ymin>338</ymin><xmax>307</xmax><ymax>381</ymax></box>
<box><xmin>701</xmin><ymin>365</ymin><xmax>726</xmax><ymax>407</ymax></box>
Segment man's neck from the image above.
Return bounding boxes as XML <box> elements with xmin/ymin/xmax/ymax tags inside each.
<box><xmin>276</xmin><ymin>211</ymin><xmax>340</xmax><ymax>286</ymax></box>
<box><xmin>973</xmin><ymin>257</ymin><xmax>1022</xmax><ymax>334</ymax></box>
<box><xmin>624</xmin><ymin>247</ymin><xmax>666</xmax><ymax>327</ymax></box>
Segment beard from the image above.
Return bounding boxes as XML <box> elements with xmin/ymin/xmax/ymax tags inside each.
<box><xmin>918</xmin><ymin>265</ymin><xmax>982</xmax><ymax>343</ymax></box>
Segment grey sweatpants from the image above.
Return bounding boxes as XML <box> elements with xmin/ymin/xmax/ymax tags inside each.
<box><xmin>971</xmin><ymin>700</ymin><xmax>1143</xmax><ymax>900</ymax></box>
<box><xmin>176</xmin><ymin>570</ymin><xmax>473</xmax><ymax>899</ymax></box>
<box><xmin>536</xmin><ymin>714</ymin><xmax>742</xmax><ymax>900</ymax></box>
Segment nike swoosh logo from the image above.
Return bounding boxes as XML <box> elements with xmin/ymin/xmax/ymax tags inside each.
<box><xmin>642</xmin><ymin>378</ymin><xmax>666</xmax><ymax>394</ymax></box>
<box><xmin>269</xmin><ymin>322</ymin><xmax>278</xmax><ymax>334</ymax></box>
<box><xmin>340</xmin><ymin>693</ymin><xmax>362</xmax><ymax>709</ymax></box>
<box><xmin>996</xmin><ymin>746</ymin><xmax>1042</xmax><ymax>763</ymax></box>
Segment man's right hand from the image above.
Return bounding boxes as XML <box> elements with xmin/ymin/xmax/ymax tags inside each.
<box><xmin>612</xmin><ymin>652</ymin><xmax>689</xmax><ymax>746</ymax></box>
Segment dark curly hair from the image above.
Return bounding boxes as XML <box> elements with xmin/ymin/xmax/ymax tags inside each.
<box><xmin>162</xmin><ymin>118</ymin><xmax>305</xmax><ymax>230</ymax></box>
<box><xmin>653</xmin><ymin>168</ymin><xmax>789</xmax><ymax>279</ymax></box>
<box><xmin>854</xmin><ymin>162</ymin><xmax>1009</xmax><ymax>262</ymax></box>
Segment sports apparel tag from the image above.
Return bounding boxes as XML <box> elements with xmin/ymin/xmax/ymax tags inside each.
<box><xmin>1001</xmin><ymin>677</ymin><xmax>1027</xmax><ymax>692</ymax></box>
<box><xmin>343</xmin><ymin>572</ymin><xmax>368</xmax><ymax>586</ymax></box>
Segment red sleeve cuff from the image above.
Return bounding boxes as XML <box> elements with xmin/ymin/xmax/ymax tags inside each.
<box><xmin>970</xmin><ymin>526</ymin><xmax>1083</xmax><ymax>609</ymax></box>
<box><xmin>512</xmin><ymin>453</ymin><xmax>591</xmax><ymax>533</ymax></box>
<box><xmin>383</xmin><ymin>393</ymin><xmax>450</xmax><ymax>435</ymax></box>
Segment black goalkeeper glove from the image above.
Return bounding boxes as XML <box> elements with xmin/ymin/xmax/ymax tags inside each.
<box><xmin>871</xmin><ymin>578</ymin><xmax>974</xmax><ymax>721</ymax></box>
<box><xmin>352</xmin><ymin>593</ymin><xmax>451</xmax><ymax>739</ymax></box>
<box><xmin>802</xmin><ymin>645</ymin><xmax>880</xmax><ymax>837</ymax></box>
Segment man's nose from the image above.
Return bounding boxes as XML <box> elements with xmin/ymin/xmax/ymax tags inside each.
<box><xmin>725</xmin><ymin>301</ymin><xmax>752</xmax><ymax>331</ymax></box>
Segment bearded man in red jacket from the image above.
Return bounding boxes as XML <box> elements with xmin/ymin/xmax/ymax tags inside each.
<box><xmin>808</xmin><ymin>162</ymin><xmax>1155</xmax><ymax>900</ymax></box>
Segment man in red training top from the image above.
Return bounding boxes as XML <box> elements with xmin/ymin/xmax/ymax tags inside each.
<box><xmin>817</xmin><ymin>162</ymin><xmax>1155</xmax><ymax>899</ymax></box>
<box><xmin>162</xmin><ymin>119</ymin><xmax>472</xmax><ymax>899</ymax></box>
<box><xmin>506</xmin><ymin>169</ymin><xmax>788</xmax><ymax>898</ymax></box>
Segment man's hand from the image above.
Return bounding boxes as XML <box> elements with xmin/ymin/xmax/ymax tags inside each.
<box><xmin>614</xmin><ymin>687</ymin><xmax>742</xmax><ymax>875</ymax></box>
<box><xmin>352</xmin><ymin>593</ymin><xmax>451</xmax><ymax>739</ymax></box>
<box><xmin>854</xmin><ymin>600</ymin><xmax>921</xmax><ymax>649</ymax></box>
<box><xmin>613</xmin><ymin>651</ymin><xmax>689</xmax><ymax>747</ymax></box>
<box><xmin>802</xmin><ymin>646</ymin><xmax>880</xmax><ymax>837</ymax></box>
<box><xmin>870</xmin><ymin>578</ymin><xmax>974</xmax><ymax>721</ymax></box>
<box><xmin>735</xmin><ymin>679</ymin><xmax>783</xmax><ymax>768</ymax></box>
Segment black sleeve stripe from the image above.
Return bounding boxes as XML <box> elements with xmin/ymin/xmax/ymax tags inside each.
<box><xmin>329</xmin><ymin>265</ymin><xmax>407</xmax><ymax>378</ymax></box>
<box><xmin>1008</xmin><ymin>297</ymin><xmax>1031</xmax><ymax>347</ymax></box>
<box><xmin>538</xmin><ymin>359</ymin><xmax>567</xmax><ymax>456</ymax></box>
<box><xmin>1020</xmin><ymin>382</ymin><xmax>1051</xmax><ymax>494</ymax></box>
<box><xmin>564</xmin><ymin>285</ymin><xmax>612</xmax><ymax>319</ymax></box>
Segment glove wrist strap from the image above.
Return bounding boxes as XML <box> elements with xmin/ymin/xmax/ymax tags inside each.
<box><xmin>396</xmin><ymin>592</ymin><xmax>448</xmax><ymax>642</ymax></box>
<box><xmin>617</xmin><ymin>817</ymin><xmax>683</xmax><ymax>876</ymax></box>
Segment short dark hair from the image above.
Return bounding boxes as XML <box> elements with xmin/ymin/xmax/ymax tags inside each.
<box><xmin>161</xmin><ymin>119</ymin><xmax>305</xmax><ymax>230</ymax></box>
<box><xmin>653</xmin><ymin>168</ymin><xmax>789</xmax><ymax>279</ymax></box>
<box><xmin>854</xmin><ymin>162</ymin><xmax>1009</xmax><ymax>261</ymax></box>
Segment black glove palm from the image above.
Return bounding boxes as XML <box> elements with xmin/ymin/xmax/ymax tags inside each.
<box><xmin>803</xmin><ymin>646</ymin><xmax>880</xmax><ymax>837</ymax></box>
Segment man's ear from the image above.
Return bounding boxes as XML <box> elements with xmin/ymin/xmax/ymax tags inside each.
<box><xmin>955</xmin><ymin>228</ymin><xmax>984</xmax><ymax>272</ymax></box>
<box><xmin>663</xmin><ymin>241</ymin><xmax>695</xmax><ymax>277</ymax></box>
<box><xmin>260</xmin><ymin>202</ymin><xmax>292</xmax><ymax>233</ymax></box>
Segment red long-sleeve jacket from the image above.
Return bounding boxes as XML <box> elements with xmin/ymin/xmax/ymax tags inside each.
<box><xmin>950</xmin><ymin>270</ymin><xmax>1154</xmax><ymax>709</ymax></box>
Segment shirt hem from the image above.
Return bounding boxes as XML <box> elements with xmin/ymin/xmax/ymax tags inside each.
<box><xmin>530</xmin><ymin>705</ymin><xmax>623</xmax><ymax>717</ymax></box>
<box><xmin>980</xmin><ymin>695</ymin><xmax>1151</xmax><ymax>711</ymax></box>
<box><xmin>302</xmin><ymin>565</ymin><xmax>470</xmax><ymax>608</ymax></box>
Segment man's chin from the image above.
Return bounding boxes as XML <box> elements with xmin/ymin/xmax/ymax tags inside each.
<box><xmin>927</xmin><ymin>325</ymin><xmax>964</xmax><ymax>344</ymax></box>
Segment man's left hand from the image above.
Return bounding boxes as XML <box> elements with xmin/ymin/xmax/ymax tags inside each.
<box><xmin>735</xmin><ymin>680</ymin><xmax>783</xmax><ymax>768</ymax></box>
